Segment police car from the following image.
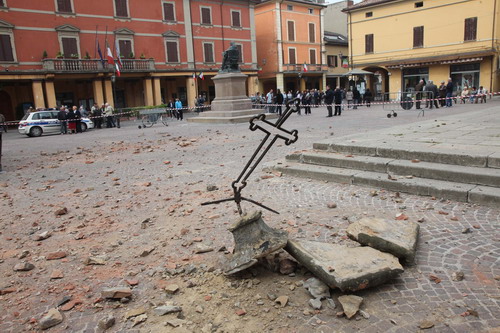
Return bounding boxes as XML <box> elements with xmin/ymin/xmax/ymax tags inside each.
<box><xmin>18</xmin><ymin>110</ymin><xmax>94</xmax><ymax>137</ymax></box>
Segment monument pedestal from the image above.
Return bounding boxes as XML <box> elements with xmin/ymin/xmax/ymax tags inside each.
<box><xmin>188</xmin><ymin>72</ymin><xmax>277</xmax><ymax>124</ymax></box>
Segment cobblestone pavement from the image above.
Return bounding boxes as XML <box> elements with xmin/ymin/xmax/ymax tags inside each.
<box><xmin>0</xmin><ymin>102</ymin><xmax>499</xmax><ymax>333</ymax></box>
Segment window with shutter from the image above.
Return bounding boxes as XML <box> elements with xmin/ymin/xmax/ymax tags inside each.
<box><xmin>57</xmin><ymin>0</ymin><xmax>72</xmax><ymax>13</ymax></box>
<box><xmin>464</xmin><ymin>17</ymin><xmax>477</xmax><ymax>41</ymax></box>
<box><xmin>231</xmin><ymin>11</ymin><xmax>241</xmax><ymax>27</ymax></box>
<box><xmin>115</xmin><ymin>0</ymin><xmax>128</xmax><ymax>17</ymax></box>
<box><xmin>288</xmin><ymin>48</ymin><xmax>296</xmax><ymax>64</ymax></box>
<box><xmin>327</xmin><ymin>55</ymin><xmax>337</xmax><ymax>67</ymax></box>
<box><xmin>0</xmin><ymin>34</ymin><xmax>14</xmax><ymax>62</ymax></box>
<box><xmin>0</xmin><ymin>0</ymin><xmax>5</xmax><ymax>7</ymax></box>
<box><xmin>413</xmin><ymin>26</ymin><xmax>423</xmax><ymax>48</ymax></box>
<box><xmin>203</xmin><ymin>43</ymin><xmax>214</xmax><ymax>63</ymax></box>
<box><xmin>61</xmin><ymin>37</ymin><xmax>78</xmax><ymax>58</ymax></box>
<box><xmin>365</xmin><ymin>34</ymin><xmax>373</xmax><ymax>54</ymax></box>
<box><xmin>201</xmin><ymin>7</ymin><xmax>211</xmax><ymax>25</ymax></box>
<box><xmin>163</xmin><ymin>3</ymin><xmax>175</xmax><ymax>21</ymax></box>
<box><xmin>309</xmin><ymin>23</ymin><xmax>315</xmax><ymax>43</ymax></box>
<box><xmin>287</xmin><ymin>21</ymin><xmax>295</xmax><ymax>41</ymax></box>
<box><xmin>309</xmin><ymin>49</ymin><xmax>316</xmax><ymax>65</ymax></box>
<box><xmin>118</xmin><ymin>40</ymin><xmax>132</xmax><ymax>58</ymax></box>
<box><xmin>166</xmin><ymin>41</ymin><xmax>178</xmax><ymax>63</ymax></box>
<box><xmin>235</xmin><ymin>44</ymin><xmax>243</xmax><ymax>63</ymax></box>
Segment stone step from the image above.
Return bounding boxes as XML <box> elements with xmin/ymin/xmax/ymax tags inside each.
<box><xmin>286</xmin><ymin>151</ymin><xmax>500</xmax><ymax>187</ymax></box>
<box><xmin>187</xmin><ymin>113</ymin><xmax>278</xmax><ymax>124</ymax></box>
<box><xmin>195</xmin><ymin>109</ymin><xmax>268</xmax><ymax>118</ymax></box>
<box><xmin>312</xmin><ymin>141</ymin><xmax>493</xmax><ymax>168</ymax></box>
<box><xmin>266</xmin><ymin>160</ymin><xmax>500</xmax><ymax>206</ymax></box>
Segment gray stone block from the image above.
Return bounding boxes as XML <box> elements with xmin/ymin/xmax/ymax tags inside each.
<box><xmin>285</xmin><ymin>240</ymin><xmax>403</xmax><ymax>292</ymax></box>
<box><xmin>347</xmin><ymin>217</ymin><xmax>419</xmax><ymax>263</ymax></box>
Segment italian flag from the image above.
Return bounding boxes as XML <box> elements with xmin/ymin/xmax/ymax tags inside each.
<box><xmin>199</xmin><ymin>72</ymin><xmax>204</xmax><ymax>80</ymax></box>
<box><xmin>303</xmin><ymin>63</ymin><xmax>308</xmax><ymax>72</ymax></box>
<box><xmin>107</xmin><ymin>46</ymin><xmax>115</xmax><ymax>65</ymax></box>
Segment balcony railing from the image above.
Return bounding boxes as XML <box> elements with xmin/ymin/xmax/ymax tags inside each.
<box><xmin>282</xmin><ymin>63</ymin><xmax>328</xmax><ymax>73</ymax></box>
<box><xmin>42</xmin><ymin>58</ymin><xmax>155</xmax><ymax>72</ymax></box>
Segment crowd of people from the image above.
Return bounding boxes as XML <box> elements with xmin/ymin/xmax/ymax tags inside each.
<box><xmin>250</xmin><ymin>86</ymin><xmax>373</xmax><ymax>116</ymax></box>
<box><xmin>57</xmin><ymin>102</ymin><xmax>118</xmax><ymax>135</ymax></box>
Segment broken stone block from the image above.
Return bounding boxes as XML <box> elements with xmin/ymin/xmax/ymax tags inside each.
<box><xmin>224</xmin><ymin>211</ymin><xmax>288</xmax><ymax>275</ymax></box>
<box><xmin>154</xmin><ymin>305</ymin><xmax>182</xmax><ymax>316</ymax></box>
<box><xmin>346</xmin><ymin>217</ymin><xmax>419</xmax><ymax>263</ymax></box>
<box><xmin>338</xmin><ymin>295</ymin><xmax>363</xmax><ymax>319</ymax></box>
<box><xmin>39</xmin><ymin>308</ymin><xmax>63</xmax><ymax>330</ymax></box>
<box><xmin>13</xmin><ymin>262</ymin><xmax>34</xmax><ymax>271</ymax></box>
<box><xmin>285</xmin><ymin>240</ymin><xmax>403</xmax><ymax>292</ymax></box>
<box><xmin>101</xmin><ymin>287</ymin><xmax>132</xmax><ymax>299</ymax></box>
<box><xmin>303</xmin><ymin>277</ymin><xmax>330</xmax><ymax>299</ymax></box>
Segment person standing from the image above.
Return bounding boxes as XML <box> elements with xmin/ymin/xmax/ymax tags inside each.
<box><xmin>295</xmin><ymin>90</ymin><xmax>302</xmax><ymax>115</ymax></box>
<box><xmin>0</xmin><ymin>112</ymin><xmax>7</xmax><ymax>133</ymax></box>
<box><xmin>166</xmin><ymin>99</ymin><xmax>175</xmax><ymax>118</ymax></box>
<box><xmin>364</xmin><ymin>88</ymin><xmax>372</xmax><ymax>107</ymax></box>
<box><xmin>438</xmin><ymin>81</ymin><xmax>447</xmax><ymax>107</ymax></box>
<box><xmin>346</xmin><ymin>89</ymin><xmax>353</xmax><ymax>109</ymax></box>
<box><xmin>415</xmin><ymin>79</ymin><xmax>425</xmax><ymax>109</ymax></box>
<box><xmin>324</xmin><ymin>85</ymin><xmax>334</xmax><ymax>117</ymax></box>
<box><xmin>275</xmin><ymin>89</ymin><xmax>284</xmax><ymax>116</ymax></box>
<box><xmin>333</xmin><ymin>86</ymin><xmax>343</xmax><ymax>116</ymax></box>
<box><xmin>303</xmin><ymin>90</ymin><xmax>312</xmax><ymax>115</ymax></box>
<box><xmin>175</xmin><ymin>98</ymin><xmax>183</xmax><ymax>120</ymax></box>
<box><xmin>445</xmin><ymin>78</ymin><xmax>454</xmax><ymax>107</ymax></box>
<box><xmin>57</xmin><ymin>107</ymin><xmax>67</xmax><ymax>134</ymax></box>
<box><xmin>266</xmin><ymin>89</ymin><xmax>274</xmax><ymax>113</ymax></box>
<box><xmin>67</xmin><ymin>107</ymin><xmax>76</xmax><ymax>134</ymax></box>
<box><xmin>353</xmin><ymin>88</ymin><xmax>360</xmax><ymax>109</ymax></box>
<box><xmin>477</xmin><ymin>86</ymin><xmax>487</xmax><ymax>103</ymax></box>
<box><xmin>91</xmin><ymin>103</ymin><xmax>102</xmax><ymax>129</ymax></box>
<box><xmin>74</xmin><ymin>106</ymin><xmax>82</xmax><ymax>133</ymax></box>
<box><xmin>105</xmin><ymin>103</ymin><xmax>115</xmax><ymax>128</ymax></box>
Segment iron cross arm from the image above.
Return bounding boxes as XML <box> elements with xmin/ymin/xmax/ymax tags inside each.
<box><xmin>201</xmin><ymin>98</ymin><xmax>300</xmax><ymax>215</ymax></box>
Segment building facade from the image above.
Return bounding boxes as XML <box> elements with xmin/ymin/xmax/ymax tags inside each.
<box><xmin>255</xmin><ymin>0</ymin><xmax>327</xmax><ymax>94</ymax></box>
<box><xmin>0</xmin><ymin>0</ymin><xmax>259</xmax><ymax>121</ymax></box>
<box><xmin>324</xmin><ymin>31</ymin><xmax>349</xmax><ymax>89</ymax></box>
<box><xmin>343</xmin><ymin>0</ymin><xmax>500</xmax><ymax>98</ymax></box>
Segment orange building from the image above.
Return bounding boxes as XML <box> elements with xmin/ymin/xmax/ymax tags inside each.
<box><xmin>255</xmin><ymin>0</ymin><xmax>327</xmax><ymax>94</ymax></box>
<box><xmin>0</xmin><ymin>0</ymin><xmax>259</xmax><ymax>121</ymax></box>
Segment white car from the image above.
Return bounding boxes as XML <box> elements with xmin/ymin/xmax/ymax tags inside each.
<box><xmin>18</xmin><ymin>110</ymin><xmax>94</xmax><ymax>137</ymax></box>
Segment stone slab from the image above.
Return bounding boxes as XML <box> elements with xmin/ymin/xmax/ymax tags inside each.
<box><xmin>268</xmin><ymin>160</ymin><xmax>358</xmax><ymax>184</ymax></box>
<box><xmin>285</xmin><ymin>240</ymin><xmax>403</xmax><ymax>292</ymax></box>
<box><xmin>468</xmin><ymin>185</ymin><xmax>500</xmax><ymax>206</ymax></box>
<box><xmin>299</xmin><ymin>152</ymin><xmax>394</xmax><ymax>173</ymax></box>
<box><xmin>347</xmin><ymin>217</ymin><xmax>419</xmax><ymax>263</ymax></box>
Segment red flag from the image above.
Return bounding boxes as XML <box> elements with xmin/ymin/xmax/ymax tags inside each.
<box><xmin>115</xmin><ymin>63</ymin><xmax>121</xmax><ymax>76</ymax></box>
<box><xmin>107</xmin><ymin>46</ymin><xmax>115</xmax><ymax>65</ymax></box>
<box><xmin>303</xmin><ymin>63</ymin><xmax>308</xmax><ymax>72</ymax></box>
<box><xmin>199</xmin><ymin>72</ymin><xmax>204</xmax><ymax>80</ymax></box>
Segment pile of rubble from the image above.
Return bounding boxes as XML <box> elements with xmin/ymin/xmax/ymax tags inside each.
<box><xmin>224</xmin><ymin>211</ymin><xmax>419</xmax><ymax>319</ymax></box>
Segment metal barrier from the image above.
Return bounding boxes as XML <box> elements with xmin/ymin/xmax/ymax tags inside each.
<box><xmin>381</xmin><ymin>91</ymin><xmax>435</xmax><ymax>118</ymax></box>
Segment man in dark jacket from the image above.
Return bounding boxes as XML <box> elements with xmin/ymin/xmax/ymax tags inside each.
<box><xmin>333</xmin><ymin>87</ymin><xmax>343</xmax><ymax>116</ymax></box>
<box><xmin>426</xmin><ymin>80</ymin><xmax>439</xmax><ymax>109</ymax></box>
<box><xmin>74</xmin><ymin>106</ymin><xmax>82</xmax><ymax>133</ymax></box>
<box><xmin>353</xmin><ymin>88</ymin><xmax>361</xmax><ymax>109</ymax></box>
<box><xmin>324</xmin><ymin>85</ymin><xmax>334</xmax><ymax>117</ymax></box>
<box><xmin>415</xmin><ymin>79</ymin><xmax>425</xmax><ymax>109</ymax></box>
<box><xmin>275</xmin><ymin>89</ymin><xmax>284</xmax><ymax>116</ymax></box>
<box><xmin>57</xmin><ymin>107</ymin><xmax>67</xmax><ymax>134</ymax></box>
<box><xmin>445</xmin><ymin>78</ymin><xmax>454</xmax><ymax>107</ymax></box>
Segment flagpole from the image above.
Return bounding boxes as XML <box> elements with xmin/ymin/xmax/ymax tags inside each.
<box><xmin>94</xmin><ymin>25</ymin><xmax>98</xmax><ymax>59</ymax></box>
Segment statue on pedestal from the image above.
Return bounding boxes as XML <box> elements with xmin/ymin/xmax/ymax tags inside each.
<box><xmin>220</xmin><ymin>42</ymin><xmax>240</xmax><ymax>73</ymax></box>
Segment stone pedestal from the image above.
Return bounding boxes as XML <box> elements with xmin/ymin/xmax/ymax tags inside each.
<box><xmin>188</xmin><ymin>72</ymin><xmax>277</xmax><ymax>124</ymax></box>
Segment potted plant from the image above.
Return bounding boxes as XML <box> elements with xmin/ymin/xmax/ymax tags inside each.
<box><xmin>42</xmin><ymin>50</ymin><xmax>48</xmax><ymax>59</ymax></box>
<box><xmin>128</xmin><ymin>52</ymin><xmax>135</xmax><ymax>59</ymax></box>
<box><xmin>139</xmin><ymin>53</ymin><xmax>146</xmax><ymax>59</ymax></box>
<box><xmin>70</xmin><ymin>53</ymin><xmax>79</xmax><ymax>59</ymax></box>
<box><xmin>84</xmin><ymin>51</ymin><xmax>91</xmax><ymax>59</ymax></box>
<box><xmin>56</xmin><ymin>51</ymin><xmax>64</xmax><ymax>59</ymax></box>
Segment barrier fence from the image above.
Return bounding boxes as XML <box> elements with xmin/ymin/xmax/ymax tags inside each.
<box><xmin>1</xmin><ymin>91</ymin><xmax>496</xmax><ymax>127</ymax></box>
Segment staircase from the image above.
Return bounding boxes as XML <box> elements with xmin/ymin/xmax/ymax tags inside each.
<box><xmin>266</xmin><ymin>141</ymin><xmax>500</xmax><ymax>206</ymax></box>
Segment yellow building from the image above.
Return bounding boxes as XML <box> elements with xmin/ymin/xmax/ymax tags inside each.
<box><xmin>343</xmin><ymin>0</ymin><xmax>500</xmax><ymax>97</ymax></box>
<box><xmin>324</xmin><ymin>31</ymin><xmax>350</xmax><ymax>89</ymax></box>
<box><xmin>255</xmin><ymin>0</ymin><xmax>327</xmax><ymax>94</ymax></box>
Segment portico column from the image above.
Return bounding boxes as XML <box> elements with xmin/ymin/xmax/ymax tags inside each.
<box><xmin>32</xmin><ymin>80</ymin><xmax>46</xmax><ymax>109</ymax></box>
<box><xmin>247</xmin><ymin>76</ymin><xmax>259</xmax><ymax>97</ymax></box>
<box><xmin>321</xmin><ymin>74</ymin><xmax>326</xmax><ymax>91</ymax></box>
<box><xmin>276</xmin><ymin>73</ymin><xmax>284</xmax><ymax>92</ymax></box>
<box><xmin>186</xmin><ymin>76</ymin><xmax>196</xmax><ymax>108</ymax></box>
<box><xmin>299</xmin><ymin>77</ymin><xmax>306</xmax><ymax>91</ymax></box>
<box><xmin>45</xmin><ymin>80</ymin><xmax>57</xmax><ymax>108</ymax></box>
<box><xmin>143</xmin><ymin>78</ymin><xmax>154</xmax><ymax>106</ymax></box>
<box><xmin>104</xmin><ymin>79</ymin><xmax>114</xmax><ymax>105</ymax></box>
<box><xmin>153</xmin><ymin>77</ymin><xmax>162</xmax><ymax>105</ymax></box>
<box><xmin>92</xmin><ymin>79</ymin><xmax>104</xmax><ymax>106</ymax></box>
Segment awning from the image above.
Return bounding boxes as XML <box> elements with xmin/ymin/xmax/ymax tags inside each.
<box><xmin>343</xmin><ymin>69</ymin><xmax>373</xmax><ymax>76</ymax></box>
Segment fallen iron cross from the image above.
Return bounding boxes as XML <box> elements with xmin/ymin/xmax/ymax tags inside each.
<box><xmin>202</xmin><ymin>98</ymin><xmax>300</xmax><ymax>215</ymax></box>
